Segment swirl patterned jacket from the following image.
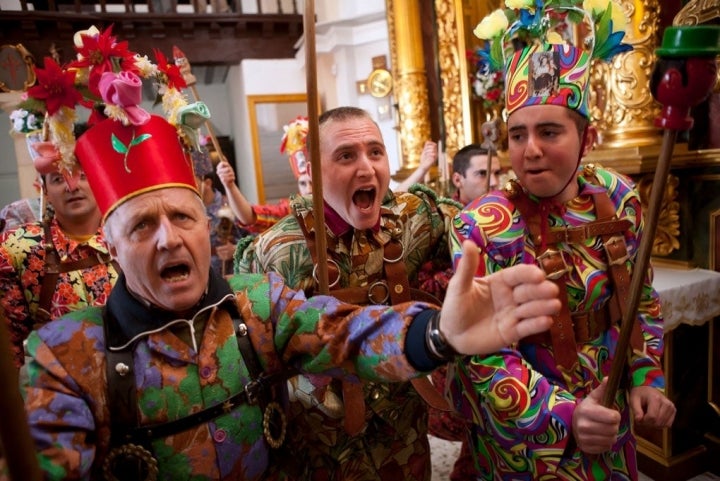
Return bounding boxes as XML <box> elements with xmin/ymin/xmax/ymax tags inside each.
<box><xmin>0</xmin><ymin>217</ymin><xmax>119</xmax><ymax>366</ymax></box>
<box><xmin>235</xmin><ymin>185</ymin><xmax>459</xmax><ymax>481</ymax></box>
<box><xmin>0</xmin><ymin>269</ymin><xmax>441</xmax><ymax>481</ymax></box>
<box><xmin>448</xmin><ymin>166</ymin><xmax>665</xmax><ymax>480</ymax></box>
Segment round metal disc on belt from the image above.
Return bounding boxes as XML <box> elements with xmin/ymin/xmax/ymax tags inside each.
<box><xmin>103</xmin><ymin>443</ymin><xmax>159</xmax><ymax>481</ymax></box>
<box><xmin>263</xmin><ymin>401</ymin><xmax>287</xmax><ymax>449</ymax></box>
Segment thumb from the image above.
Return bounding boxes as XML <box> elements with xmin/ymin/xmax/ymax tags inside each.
<box><xmin>452</xmin><ymin>240</ymin><xmax>479</xmax><ymax>291</ymax></box>
<box><xmin>588</xmin><ymin>377</ymin><xmax>609</xmax><ymax>402</ymax></box>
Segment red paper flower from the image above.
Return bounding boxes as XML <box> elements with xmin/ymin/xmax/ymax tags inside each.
<box><xmin>154</xmin><ymin>48</ymin><xmax>187</xmax><ymax>91</ymax></box>
<box><xmin>71</xmin><ymin>25</ymin><xmax>138</xmax><ymax>95</ymax></box>
<box><xmin>27</xmin><ymin>57</ymin><xmax>83</xmax><ymax>116</ymax></box>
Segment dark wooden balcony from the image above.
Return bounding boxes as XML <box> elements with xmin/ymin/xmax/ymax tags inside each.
<box><xmin>0</xmin><ymin>0</ymin><xmax>304</xmax><ymax>74</ymax></box>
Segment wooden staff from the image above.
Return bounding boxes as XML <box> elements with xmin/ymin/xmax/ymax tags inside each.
<box><xmin>0</xmin><ymin>307</ymin><xmax>43</xmax><ymax>481</ymax></box>
<box><xmin>173</xmin><ymin>46</ymin><xmax>225</xmax><ymax>161</ymax></box>
<box><xmin>304</xmin><ymin>0</ymin><xmax>329</xmax><ymax>294</ymax></box>
<box><xmin>600</xmin><ymin>128</ymin><xmax>677</xmax><ymax>407</ymax></box>
<box><xmin>602</xmin><ymin>28</ymin><xmax>720</xmax><ymax>406</ymax></box>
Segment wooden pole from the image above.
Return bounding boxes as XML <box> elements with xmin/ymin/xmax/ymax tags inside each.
<box><xmin>601</xmin><ymin>129</ymin><xmax>677</xmax><ymax>407</ymax></box>
<box><xmin>304</xmin><ymin>0</ymin><xmax>329</xmax><ymax>294</ymax></box>
<box><xmin>173</xmin><ymin>46</ymin><xmax>225</xmax><ymax>161</ymax></box>
<box><xmin>0</xmin><ymin>307</ymin><xmax>43</xmax><ymax>481</ymax></box>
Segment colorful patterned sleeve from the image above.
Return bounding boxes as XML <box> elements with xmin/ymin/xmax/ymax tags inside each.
<box><xmin>229</xmin><ymin>271</ymin><xmax>427</xmax><ymax>381</ymax></box>
<box><xmin>0</xmin><ymin>226</ymin><xmax>40</xmax><ymax>366</ymax></box>
<box><xmin>449</xmin><ymin>350</ymin><xmax>578</xmax><ymax>457</ymax></box>
<box><xmin>249</xmin><ymin>198</ymin><xmax>291</xmax><ymax>233</ymax></box>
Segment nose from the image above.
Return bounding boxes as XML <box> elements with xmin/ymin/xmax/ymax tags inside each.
<box><xmin>489</xmin><ymin>172</ymin><xmax>499</xmax><ymax>190</ymax></box>
<box><xmin>357</xmin><ymin>154</ymin><xmax>376</xmax><ymax>177</ymax></box>
<box><xmin>156</xmin><ymin>217</ymin><xmax>182</xmax><ymax>251</ymax></box>
<box><xmin>524</xmin><ymin>134</ymin><xmax>542</xmax><ymax>159</ymax></box>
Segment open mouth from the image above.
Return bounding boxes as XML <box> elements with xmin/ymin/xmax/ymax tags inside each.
<box><xmin>352</xmin><ymin>187</ymin><xmax>376</xmax><ymax>211</ymax></box>
<box><xmin>161</xmin><ymin>263</ymin><xmax>191</xmax><ymax>282</ymax></box>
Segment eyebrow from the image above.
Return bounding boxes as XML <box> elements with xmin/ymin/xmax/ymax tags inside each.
<box><xmin>508</xmin><ymin>121</ymin><xmax>565</xmax><ymax>132</ymax></box>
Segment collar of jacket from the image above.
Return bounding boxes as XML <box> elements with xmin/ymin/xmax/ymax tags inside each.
<box><xmin>105</xmin><ymin>269</ymin><xmax>239</xmax><ymax>349</ymax></box>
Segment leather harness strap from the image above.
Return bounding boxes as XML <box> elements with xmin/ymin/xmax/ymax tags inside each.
<box><xmin>35</xmin><ymin>220</ymin><xmax>117</xmax><ymax>327</ymax></box>
<box><xmin>103</xmin><ymin>307</ymin><xmax>293</xmax><ymax>463</ymax></box>
<box><xmin>296</xmin><ymin>210</ymin><xmax>451</xmax><ymax>437</ymax></box>
<box><xmin>506</xmin><ymin>172</ymin><xmax>643</xmax><ymax>375</ymax></box>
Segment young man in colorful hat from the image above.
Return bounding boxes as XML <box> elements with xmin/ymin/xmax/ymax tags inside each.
<box><xmin>0</xmin><ymin>28</ymin><xmax>563</xmax><ymax>481</ymax></box>
<box><xmin>448</xmin><ymin>1</ymin><xmax>676</xmax><ymax>478</ymax></box>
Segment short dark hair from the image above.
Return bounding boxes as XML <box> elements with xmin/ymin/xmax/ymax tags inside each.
<box><xmin>310</xmin><ymin>107</ymin><xmax>378</xmax><ymax>154</ymax></box>
<box><xmin>318</xmin><ymin>106</ymin><xmax>372</xmax><ymax>126</ymax></box>
<box><xmin>452</xmin><ymin>144</ymin><xmax>490</xmax><ymax>176</ymax></box>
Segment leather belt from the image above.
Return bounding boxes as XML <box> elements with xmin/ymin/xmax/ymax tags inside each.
<box><xmin>523</xmin><ymin>302</ymin><xmax>617</xmax><ymax>346</ymax></box>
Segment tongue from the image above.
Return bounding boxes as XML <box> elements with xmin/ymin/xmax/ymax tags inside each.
<box><xmin>353</xmin><ymin>190</ymin><xmax>373</xmax><ymax>209</ymax></box>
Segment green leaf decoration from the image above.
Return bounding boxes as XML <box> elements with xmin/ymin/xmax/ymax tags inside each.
<box><xmin>111</xmin><ymin>133</ymin><xmax>128</xmax><ymax>155</ymax></box>
<box><xmin>130</xmin><ymin>133</ymin><xmax>152</xmax><ymax>147</ymax></box>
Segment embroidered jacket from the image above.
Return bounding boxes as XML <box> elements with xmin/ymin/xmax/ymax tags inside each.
<box><xmin>0</xmin><ymin>217</ymin><xmax>119</xmax><ymax>366</ymax></box>
<box><xmin>236</xmin><ymin>185</ymin><xmax>460</xmax><ymax>481</ymax></box>
<box><xmin>448</xmin><ymin>166</ymin><xmax>665</xmax><ymax>479</ymax></box>
<box><xmin>0</xmin><ymin>270</ymin><xmax>437</xmax><ymax>481</ymax></box>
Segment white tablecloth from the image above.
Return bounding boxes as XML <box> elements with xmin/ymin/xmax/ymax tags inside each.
<box><xmin>652</xmin><ymin>265</ymin><xmax>720</xmax><ymax>332</ymax></box>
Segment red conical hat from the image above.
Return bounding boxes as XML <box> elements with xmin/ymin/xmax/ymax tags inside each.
<box><xmin>75</xmin><ymin>114</ymin><xmax>198</xmax><ymax>220</ymax></box>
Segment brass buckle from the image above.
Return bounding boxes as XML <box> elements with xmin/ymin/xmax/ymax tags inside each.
<box><xmin>368</xmin><ymin>281</ymin><xmax>390</xmax><ymax>304</ymax></box>
<box><xmin>603</xmin><ymin>235</ymin><xmax>630</xmax><ymax>266</ymax></box>
<box><xmin>263</xmin><ymin>401</ymin><xmax>287</xmax><ymax>449</ymax></box>
<box><xmin>536</xmin><ymin>248</ymin><xmax>570</xmax><ymax>280</ymax></box>
<box><xmin>103</xmin><ymin>443</ymin><xmax>159</xmax><ymax>481</ymax></box>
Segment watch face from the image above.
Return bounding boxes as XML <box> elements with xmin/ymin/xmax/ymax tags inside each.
<box><xmin>367</xmin><ymin>68</ymin><xmax>393</xmax><ymax>98</ymax></box>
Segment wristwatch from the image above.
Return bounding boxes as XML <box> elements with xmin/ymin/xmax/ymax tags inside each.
<box><xmin>367</xmin><ymin>68</ymin><xmax>393</xmax><ymax>98</ymax></box>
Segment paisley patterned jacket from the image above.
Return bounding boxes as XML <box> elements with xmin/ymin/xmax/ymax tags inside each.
<box><xmin>0</xmin><ymin>270</ymin><xmax>439</xmax><ymax>481</ymax></box>
<box><xmin>236</xmin><ymin>185</ymin><xmax>460</xmax><ymax>481</ymax></box>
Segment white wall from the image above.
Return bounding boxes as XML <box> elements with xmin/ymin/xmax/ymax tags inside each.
<box><xmin>0</xmin><ymin>2</ymin><xmax>399</xmax><ymax>208</ymax></box>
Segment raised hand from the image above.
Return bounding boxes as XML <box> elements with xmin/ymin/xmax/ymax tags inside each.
<box><xmin>439</xmin><ymin>240</ymin><xmax>560</xmax><ymax>355</ymax></box>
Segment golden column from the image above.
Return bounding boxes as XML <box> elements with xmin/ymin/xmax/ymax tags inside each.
<box><xmin>588</xmin><ymin>0</ymin><xmax>663</xmax><ymax>149</ymax></box>
<box><xmin>386</xmin><ymin>0</ymin><xmax>431</xmax><ymax>175</ymax></box>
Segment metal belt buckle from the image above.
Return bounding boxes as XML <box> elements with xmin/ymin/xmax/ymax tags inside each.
<box><xmin>312</xmin><ymin>259</ymin><xmax>341</xmax><ymax>288</ymax></box>
<box><xmin>103</xmin><ymin>443</ymin><xmax>159</xmax><ymax>481</ymax></box>
<box><xmin>368</xmin><ymin>281</ymin><xmax>390</xmax><ymax>304</ymax></box>
<box><xmin>536</xmin><ymin>248</ymin><xmax>570</xmax><ymax>280</ymax></box>
<box><xmin>603</xmin><ymin>235</ymin><xmax>630</xmax><ymax>266</ymax></box>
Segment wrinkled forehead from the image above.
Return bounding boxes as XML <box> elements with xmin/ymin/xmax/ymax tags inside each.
<box><xmin>113</xmin><ymin>187</ymin><xmax>203</xmax><ymax>219</ymax></box>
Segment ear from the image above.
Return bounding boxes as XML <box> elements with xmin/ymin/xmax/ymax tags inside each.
<box><xmin>581</xmin><ymin>125</ymin><xmax>598</xmax><ymax>157</ymax></box>
<box><xmin>451</xmin><ymin>171</ymin><xmax>462</xmax><ymax>189</ymax></box>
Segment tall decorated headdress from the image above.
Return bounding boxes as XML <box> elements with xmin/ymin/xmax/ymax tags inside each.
<box><xmin>473</xmin><ymin>0</ymin><xmax>632</xmax><ymax>119</ymax></box>
<box><xmin>67</xmin><ymin>25</ymin><xmax>211</xmax><ymax>220</ymax></box>
<box><xmin>280</xmin><ymin>116</ymin><xmax>309</xmax><ymax>179</ymax></box>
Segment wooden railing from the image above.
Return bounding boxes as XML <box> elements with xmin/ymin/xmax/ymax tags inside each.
<box><xmin>0</xmin><ymin>0</ymin><xmax>304</xmax><ymax>66</ymax></box>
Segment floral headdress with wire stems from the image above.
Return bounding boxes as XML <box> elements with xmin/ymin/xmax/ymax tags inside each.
<box><xmin>69</xmin><ymin>25</ymin><xmax>210</xmax><ymax>220</ymax></box>
<box><xmin>473</xmin><ymin>0</ymin><xmax>632</xmax><ymax>118</ymax></box>
<box><xmin>12</xmin><ymin>56</ymin><xmax>89</xmax><ymax>190</ymax></box>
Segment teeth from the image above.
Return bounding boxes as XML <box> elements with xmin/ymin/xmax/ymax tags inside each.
<box><xmin>166</xmin><ymin>272</ymin><xmax>189</xmax><ymax>282</ymax></box>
